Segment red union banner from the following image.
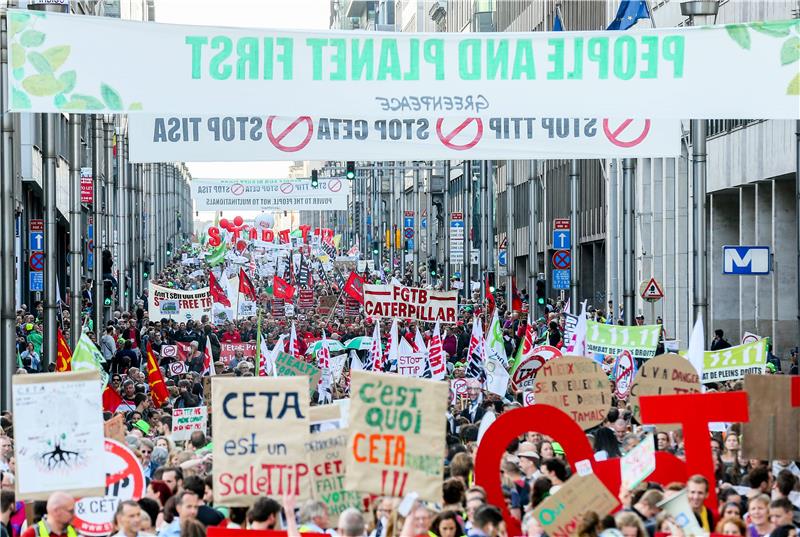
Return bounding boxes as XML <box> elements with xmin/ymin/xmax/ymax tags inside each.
<box><xmin>364</xmin><ymin>284</ymin><xmax>457</xmax><ymax>323</ymax></box>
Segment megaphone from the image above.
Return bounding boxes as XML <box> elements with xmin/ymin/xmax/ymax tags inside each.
<box><xmin>656</xmin><ymin>488</ymin><xmax>706</xmax><ymax>536</ymax></box>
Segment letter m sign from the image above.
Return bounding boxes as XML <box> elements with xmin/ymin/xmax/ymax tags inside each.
<box><xmin>722</xmin><ymin>246</ymin><xmax>771</xmax><ymax>275</ymax></box>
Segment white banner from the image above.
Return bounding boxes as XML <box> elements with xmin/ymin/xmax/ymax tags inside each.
<box><xmin>364</xmin><ymin>284</ymin><xmax>457</xmax><ymax>323</ymax></box>
<box><xmin>128</xmin><ymin>114</ymin><xmax>679</xmax><ymax>161</ymax></box>
<box><xmin>190</xmin><ymin>178</ymin><xmax>350</xmax><ymax>211</ymax></box>
<box><xmin>171</xmin><ymin>407</ymin><xmax>208</xmax><ymax>442</ymax></box>
<box><xmin>6</xmin><ymin>10</ymin><xmax>799</xmax><ymax>119</ymax></box>
<box><xmin>148</xmin><ymin>282</ymin><xmax>212</xmax><ymax>321</ymax></box>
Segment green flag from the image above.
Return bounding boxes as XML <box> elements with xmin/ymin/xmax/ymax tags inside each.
<box><xmin>206</xmin><ymin>243</ymin><xmax>227</xmax><ymax>267</ymax></box>
<box><xmin>72</xmin><ymin>332</ymin><xmax>109</xmax><ymax>388</ymax></box>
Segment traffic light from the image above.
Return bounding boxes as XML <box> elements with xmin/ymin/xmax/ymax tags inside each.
<box><xmin>535</xmin><ymin>278</ymin><xmax>546</xmax><ymax>306</ymax></box>
<box><xmin>345</xmin><ymin>161</ymin><xmax>356</xmax><ymax>180</ymax></box>
<box><xmin>428</xmin><ymin>259</ymin><xmax>437</xmax><ymax>276</ymax></box>
<box><xmin>103</xmin><ymin>279</ymin><xmax>113</xmax><ymax>307</ymax></box>
<box><xmin>166</xmin><ymin>242</ymin><xmax>173</xmax><ymax>257</ymax></box>
<box><xmin>142</xmin><ymin>260</ymin><xmax>151</xmax><ymax>279</ymax></box>
<box><xmin>372</xmin><ymin>241</ymin><xmax>379</xmax><ymax>255</ymax></box>
<box><xmin>311</xmin><ymin>169</ymin><xmax>319</xmax><ymax>188</ymax></box>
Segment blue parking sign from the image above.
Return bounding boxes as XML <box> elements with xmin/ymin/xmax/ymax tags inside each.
<box><xmin>29</xmin><ymin>272</ymin><xmax>43</xmax><ymax>292</ymax></box>
<box><xmin>552</xmin><ymin>269</ymin><xmax>570</xmax><ymax>290</ymax></box>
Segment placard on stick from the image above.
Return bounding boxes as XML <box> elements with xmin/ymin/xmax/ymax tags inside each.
<box><xmin>741</xmin><ymin>375</ymin><xmax>800</xmax><ymax>460</ymax></box>
<box><xmin>534</xmin><ymin>355</ymin><xmax>610</xmax><ymax>430</ymax></box>
<box><xmin>530</xmin><ymin>473</ymin><xmax>619</xmax><ymax>536</ymax></box>
<box><xmin>629</xmin><ymin>353</ymin><xmax>701</xmax><ymax>430</ymax></box>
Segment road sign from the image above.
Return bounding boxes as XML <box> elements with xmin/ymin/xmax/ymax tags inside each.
<box><xmin>29</xmin><ymin>272</ymin><xmax>43</xmax><ymax>292</ymax></box>
<box><xmin>81</xmin><ymin>167</ymin><xmax>93</xmax><ymax>204</ymax></box>
<box><xmin>73</xmin><ymin>439</ymin><xmax>146</xmax><ymax>536</ymax></box>
<box><xmin>29</xmin><ymin>252</ymin><xmax>44</xmax><ymax>272</ymax></box>
<box><xmin>498</xmin><ymin>250</ymin><xmax>507</xmax><ymax>266</ymax></box>
<box><xmin>553</xmin><ymin>230</ymin><xmax>571</xmax><ymax>250</ymax></box>
<box><xmin>30</xmin><ymin>219</ymin><xmax>43</xmax><ymax>232</ymax></box>
<box><xmin>552</xmin><ymin>269</ymin><xmax>570</xmax><ymax>290</ymax></box>
<box><xmin>404</xmin><ymin>227</ymin><xmax>414</xmax><ymax>239</ymax></box>
<box><xmin>450</xmin><ymin>214</ymin><xmax>464</xmax><ymax>264</ymax></box>
<box><xmin>640</xmin><ymin>277</ymin><xmax>664</xmax><ymax>302</ymax></box>
<box><xmin>29</xmin><ymin>231</ymin><xmax>43</xmax><ymax>251</ymax></box>
<box><xmin>722</xmin><ymin>245</ymin><xmax>771</xmax><ymax>275</ymax></box>
<box><xmin>552</xmin><ymin>250</ymin><xmax>571</xmax><ymax>270</ymax></box>
<box><xmin>554</xmin><ymin>218</ymin><xmax>570</xmax><ymax>230</ymax></box>
<box><xmin>421</xmin><ymin>218</ymin><xmax>426</xmax><ymax>229</ymax></box>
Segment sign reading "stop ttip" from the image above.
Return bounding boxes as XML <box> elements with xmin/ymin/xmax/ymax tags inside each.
<box><xmin>127</xmin><ymin>114</ymin><xmax>679</xmax><ymax>162</ymax></box>
<box><xmin>364</xmin><ymin>284</ymin><xmax>458</xmax><ymax>324</ymax></box>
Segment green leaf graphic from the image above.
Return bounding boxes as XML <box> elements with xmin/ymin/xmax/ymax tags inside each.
<box><xmin>71</xmin><ymin>94</ymin><xmax>105</xmax><ymax>110</ymax></box>
<box><xmin>9</xmin><ymin>13</ymin><xmax>31</xmax><ymax>37</ymax></box>
<box><xmin>58</xmin><ymin>70</ymin><xmax>76</xmax><ymax>93</ymax></box>
<box><xmin>780</xmin><ymin>37</ymin><xmax>800</xmax><ymax>65</ymax></box>
<box><xmin>13</xmin><ymin>68</ymin><xmax>24</xmax><ymax>81</ymax></box>
<box><xmin>750</xmin><ymin>21</ymin><xmax>798</xmax><ymax>38</ymax></box>
<box><xmin>726</xmin><ymin>25</ymin><xmax>751</xmax><ymax>50</ymax></box>
<box><xmin>21</xmin><ymin>74</ymin><xmax>62</xmax><ymax>96</ymax></box>
<box><xmin>54</xmin><ymin>93</ymin><xmax>67</xmax><ymax>108</ymax></box>
<box><xmin>12</xmin><ymin>88</ymin><xmax>31</xmax><ymax>110</ymax></box>
<box><xmin>20</xmin><ymin>30</ymin><xmax>46</xmax><ymax>48</ymax></box>
<box><xmin>788</xmin><ymin>73</ymin><xmax>800</xmax><ymax>96</ymax></box>
<box><xmin>100</xmin><ymin>83</ymin><xmax>123</xmax><ymax>110</ymax></box>
<box><xmin>43</xmin><ymin>46</ymin><xmax>70</xmax><ymax>71</ymax></box>
<box><xmin>61</xmin><ymin>98</ymin><xmax>88</xmax><ymax>111</ymax></box>
<box><xmin>11</xmin><ymin>44</ymin><xmax>26</xmax><ymax>70</ymax></box>
<box><xmin>129</xmin><ymin>102</ymin><xmax>144</xmax><ymax>111</ymax></box>
<box><xmin>27</xmin><ymin>51</ymin><xmax>53</xmax><ymax>74</ymax></box>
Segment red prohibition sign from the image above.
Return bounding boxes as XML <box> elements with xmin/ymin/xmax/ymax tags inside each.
<box><xmin>280</xmin><ymin>182</ymin><xmax>294</xmax><ymax>194</ymax></box>
<box><xmin>603</xmin><ymin>118</ymin><xmax>651</xmax><ymax>148</ymax></box>
<box><xmin>29</xmin><ymin>251</ymin><xmax>44</xmax><ymax>271</ymax></box>
<box><xmin>436</xmin><ymin>117</ymin><xmax>483</xmax><ymax>151</ymax></box>
<box><xmin>328</xmin><ymin>179</ymin><xmax>342</xmax><ymax>192</ymax></box>
<box><xmin>266</xmin><ymin>116</ymin><xmax>314</xmax><ymax>152</ymax></box>
<box><xmin>552</xmin><ymin>250</ymin><xmax>570</xmax><ymax>270</ymax></box>
<box><xmin>230</xmin><ymin>183</ymin><xmax>245</xmax><ymax>196</ymax></box>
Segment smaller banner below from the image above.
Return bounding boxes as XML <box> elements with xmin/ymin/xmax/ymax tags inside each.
<box><xmin>701</xmin><ymin>339</ymin><xmax>768</xmax><ymax>383</ymax></box>
<box><xmin>171</xmin><ymin>406</ymin><xmax>208</xmax><ymax>442</ymax></box>
<box><xmin>364</xmin><ymin>283</ymin><xmax>457</xmax><ymax>323</ymax></box>
<box><xmin>190</xmin><ymin>178</ymin><xmax>350</xmax><ymax>211</ymax></box>
<box><xmin>128</xmin><ymin>115</ymin><xmax>680</xmax><ymax>161</ymax></box>
<box><xmin>148</xmin><ymin>283</ymin><xmax>212</xmax><ymax>321</ymax></box>
<box><xmin>586</xmin><ymin>321</ymin><xmax>660</xmax><ymax>362</ymax></box>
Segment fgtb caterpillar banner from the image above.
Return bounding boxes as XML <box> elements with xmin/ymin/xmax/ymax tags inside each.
<box><xmin>364</xmin><ymin>284</ymin><xmax>457</xmax><ymax>323</ymax></box>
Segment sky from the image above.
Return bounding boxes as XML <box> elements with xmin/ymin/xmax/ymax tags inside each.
<box><xmin>154</xmin><ymin>0</ymin><xmax>331</xmax><ymax>181</ymax></box>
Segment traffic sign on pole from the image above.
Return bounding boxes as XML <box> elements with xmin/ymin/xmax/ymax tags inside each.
<box><xmin>553</xmin><ymin>229</ymin><xmax>571</xmax><ymax>250</ymax></box>
<box><xmin>29</xmin><ymin>272</ymin><xmax>43</xmax><ymax>292</ymax></box>
<box><xmin>552</xmin><ymin>269</ymin><xmax>570</xmax><ymax>290</ymax></box>
<box><xmin>498</xmin><ymin>250</ymin><xmax>507</xmax><ymax>266</ymax></box>
<box><xmin>639</xmin><ymin>277</ymin><xmax>664</xmax><ymax>302</ymax></box>
<box><xmin>29</xmin><ymin>252</ymin><xmax>45</xmax><ymax>272</ymax></box>
<box><xmin>552</xmin><ymin>250</ymin><xmax>571</xmax><ymax>270</ymax></box>
<box><xmin>29</xmin><ymin>231</ymin><xmax>44</xmax><ymax>252</ymax></box>
<box><xmin>554</xmin><ymin>218</ymin><xmax>570</xmax><ymax>230</ymax></box>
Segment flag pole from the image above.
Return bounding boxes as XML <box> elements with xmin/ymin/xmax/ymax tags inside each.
<box><xmin>327</xmin><ymin>288</ymin><xmax>346</xmax><ymax>324</ymax></box>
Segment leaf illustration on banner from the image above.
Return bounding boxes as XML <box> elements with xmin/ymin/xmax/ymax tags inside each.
<box><xmin>20</xmin><ymin>30</ymin><xmax>45</xmax><ymax>47</ymax></box>
<box><xmin>27</xmin><ymin>50</ymin><xmax>53</xmax><ymax>74</ymax></box>
<box><xmin>70</xmin><ymin>94</ymin><xmax>105</xmax><ymax>110</ymax></box>
<box><xmin>12</xmin><ymin>68</ymin><xmax>24</xmax><ymax>81</ymax></box>
<box><xmin>43</xmin><ymin>45</ymin><xmax>70</xmax><ymax>71</ymax></box>
<box><xmin>788</xmin><ymin>73</ymin><xmax>800</xmax><ymax>96</ymax></box>
<box><xmin>9</xmin><ymin>12</ymin><xmax>31</xmax><ymax>36</ymax></box>
<box><xmin>750</xmin><ymin>20</ymin><xmax>799</xmax><ymax>38</ymax></box>
<box><xmin>11</xmin><ymin>43</ymin><xmax>25</xmax><ymax>69</ymax></box>
<box><xmin>22</xmin><ymin>73</ymin><xmax>62</xmax><ymax>96</ymax></box>
<box><xmin>129</xmin><ymin>102</ymin><xmax>144</xmax><ymax>111</ymax></box>
<box><xmin>725</xmin><ymin>24</ymin><xmax>751</xmax><ymax>50</ymax></box>
<box><xmin>101</xmin><ymin>83</ymin><xmax>124</xmax><ymax>110</ymax></box>
<box><xmin>780</xmin><ymin>36</ymin><xmax>799</xmax><ymax>65</ymax></box>
<box><xmin>12</xmin><ymin>88</ymin><xmax>31</xmax><ymax>110</ymax></box>
<box><xmin>58</xmin><ymin>71</ymin><xmax>76</xmax><ymax>93</ymax></box>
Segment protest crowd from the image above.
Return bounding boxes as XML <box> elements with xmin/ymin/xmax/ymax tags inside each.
<box><xmin>4</xmin><ymin>229</ymin><xmax>800</xmax><ymax>537</ymax></box>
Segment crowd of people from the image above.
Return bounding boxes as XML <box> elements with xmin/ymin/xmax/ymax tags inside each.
<box><xmin>1</xmin><ymin>243</ymin><xmax>798</xmax><ymax>537</ymax></box>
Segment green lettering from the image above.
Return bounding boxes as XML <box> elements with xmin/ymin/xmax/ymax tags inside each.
<box><xmin>377</xmin><ymin>39</ymin><xmax>402</xmax><ymax>80</ymax></box>
<box><xmin>329</xmin><ymin>38</ymin><xmax>347</xmax><ymax>80</ymax></box>
<box><xmin>459</xmin><ymin>39</ymin><xmax>481</xmax><ymax>80</ymax></box>
<box><xmin>587</xmin><ymin>37</ymin><xmax>609</xmax><ymax>79</ymax></box>
<box><xmin>306</xmin><ymin>38</ymin><xmax>327</xmax><ymax>80</ymax></box>
<box><xmin>486</xmin><ymin>39</ymin><xmax>509</xmax><ymax>80</ymax></box>
<box><xmin>404</xmin><ymin>39</ymin><xmax>420</xmax><ymax>80</ymax></box>
<box><xmin>352</xmin><ymin>38</ymin><xmax>374</xmax><ymax>80</ymax></box>
<box><xmin>185</xmin><ymin>36</ymin><xmax>208</xmax><ymax>79</ymax></box>
<box><xmin>567</xmin><ymin>37</ymin><xmax>583</xmax><ymax>80</ymax></box>
<box><xmin>640</xmin><ymin>35</ymin><xmax>658</xmax><ymax>78</ymax></box>
<box><xmin>613</xmin><ymin>35</ymin><xmax>636</xmax><ymax>80</ymax></box>
<box><xmin>209</xmin><ymin>36</ymin><xmax>232</xmax><ymax>80</ymax></box>
<box><xmin>262</xmin><ymin>37</ymin><xmax>274</xmax><ymax>80</ymax></box>
<box><xmin>547</xmin><ymin>38</ymin><xmax>564</xmax><ymax>80</ymax></box>
<box><xmin>277</xmin><ymin>37</ymin><xmax>293</xmax><ymax>80</ymax></box>
<box><xmin>662</xmin><ymin>35</ymin><xmax>685</xmax><ymax>78</ymax></box>
<box><xmin>236</xmin><ymin>37</ymin><xmax>258</xmax><ymax>80</ymax></box>
<box><xmin>422</xmin><ymin>39</ymin><xmax>444</xmax><ymax>80</ymax></box>
<box><xmin>511</xmin><ymin>39</ymin><xmax>535</xmax><ymax>80</ymax></box>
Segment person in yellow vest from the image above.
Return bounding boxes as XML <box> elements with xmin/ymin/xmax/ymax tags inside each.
<box><xmin>20</xmin><ymin>492</ymin><xmax>77</xmax><ymax>537</ymax></box>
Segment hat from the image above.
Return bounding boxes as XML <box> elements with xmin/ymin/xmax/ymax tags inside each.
<box><xmin>552</xmin><ymin>442</ymin><xmax>565</xmax><ymax>456</ymax></box>
<box><xmin>766</xmin><ymin>362</ymin><xmax>776</xmax><ymax>372</ymax></box>
<box><xmin>454</xmin><ymin>362</ymin><xmax>465</xmax><ymax>368</ymax></box>
<box><xmin>25</xmin><ymin>323</ymin><xmax>33</xmax><ymax>331</ymax></box>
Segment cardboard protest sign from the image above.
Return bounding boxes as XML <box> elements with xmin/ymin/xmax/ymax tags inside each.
<box><xmin>148</xmin><ymin>282</ymin><xmax>213</xmax><ymax>321</ymax></box>
<box><xmin>397</xmin><ymin>353</ymin><xmax>426</xmax><ymax>377</ymax></box>
<box><xmin>530</xmin><ymin>473</ymin><xmax>619</xmax><ymax>537</ymax></box>
<box><xmin>620</xmin><ymin>434</ymin><xmax>656</xmax><ymax>489</ymax></box>
<box><xmin>274</xmin><ymin>351</ymin><xmax>322</xmax><ymax>395</ymax></box>
<box><xmin>13</xmin><ymin>371</ymin><xmax>105</xmax><ymax>500</ymax></box>
<box><xmin>534</xmin><ymin>356</ymin><xmax>610</xmax><ymax>430</ymax></box>
<box><xmin>586</xmin><ymin>320</ymin><xmax>660</xmax><ymax>361</ymax></box>
<box><xmin>510</xmin><ymin>345</ymin><xmax>561</xmax><ymax>391</ymax></box>
<box><xmin>701</xmin><ymin>339</ymin><xmax>768</xmax><ymax>383</ymax></box>
<box><xmin>220</xmin><ymin>342</ymin><xmax>257</xmax><ymax>365</ymax></box>
<box><xmin>450</xmin><ymin>378</ymin><xmax>468</xmax><ymax>406</ymax></box>
<box><xmin>613</xmin><ymin>350</ymin><xmax>637</xmax><ymax>401</ymax></box>
<box><xmin>212</xmin><ymin>376</ymin><xmax>311</xmax><ymax>506</ymax></box>
<box><xmin>305</xmin><ymin>429</ymin><xmax>362</xmax><ymax>516</ymax></box>
<box><xmin>364</xmin><ymin>283</ymin><xmax>457</xmax><ymax>323</ymax></box>
<box><xmin>346</xmin><ymin>371</ymin><xmax>447</xmax><ymax>501</ymax></box>
<box><xmin>172</xmin><ymin>407</ymin><xmax>209</xmax><ymax>442</ymax></box>
<box><xmin>741</xmin><ymin>375</ymin><xmax>800</xmax><ymax>460</ymax></box>
<box><xmin>629</xmin><ymin>354</ymin><xmax>701</xmax><ymax>427</ymax></box>
<box><xmin>317</xmin><ymin>296</ymin><xmax>338</xmax><ymax>315</ymax></box>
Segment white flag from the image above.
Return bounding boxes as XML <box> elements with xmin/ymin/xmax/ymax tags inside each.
<box><xmin>687</xmin><ymin>315</ymin><xmax>705</xmax><ymax>381</ymax></box>
<box><xmin>486</xmin><ymin>309</ymin><xmax>508</xmax><ymax>367</ymax></box>
<box><xmin>566</xmin><ymin>300</ymin><xmax>588</xmax><ymax>355</ymax></box>
<box><xmin>485</xmin><ymin>356</ymin><xmax>510</xmax><ymax>397</ymax></box>
<box><xmin>427</xmin><ymin>322</ymin><xmax>446</xmax><ymax>380</ymax></box>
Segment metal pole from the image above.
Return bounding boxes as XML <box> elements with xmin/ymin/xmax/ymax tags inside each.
<box><xmin>622</xmin><ymin>158</ymin><xmax>636</xmax><ymax>326</ymax></box>
<box><xmin>104</xmin><ymin>119</ymin><xmax>114</xmax><ymax>290</ymax></box>
<box><xmin>480</xmin><ymin>161</ymin><xmax>488</xmax><ymax>298</ymax></box>
<box><xmin>569</xmin><ymin>159</ymin><xmax>580</xmax><ymax>310</ymax></box>
<box><xmin>426</xmin><ymin>166</ymin><xmax>433</xmax><ymax>286</ymax></box>
<box><xmin>413</xmin><ymin>164</ymin><xmax>421</xmax><ymax>285</ymax></box>
<box><xmin>609</xmin><ymin>159</ymin><xmax>619</xmax><ymax>321</ymax></box>
<box><xmin>506</xmin><ymin>161</ymin><xmax>514</xmax><ymax>307</ymax></box>
<box><xmin>92</xmin><ymin>115</ymin><xmax>104</xmax><ymax>332</ymax></box>
<box><xmin>796</xmin><ymin>120</ymin><xmax>800</xmax><ymax>338</ymax></box>
<box><xmin>463</xmin><ymin>160</ymin><xmax>471</xmax><ymax>297</ymax></box>
<box><xmin>528</xmin><ymin>160</ymin><xmax>538</xmax><ymax>306</ymax></box>
<box><xmin>117</xmin><ymin>132</ymin><xmax>127</xmax><ymax>310</ymax></box>
<box><xmin>69</xmin><ymin>115</ymin><xmax>82</xmax><ymax>348</ymax></box>
<box><xmin>389</xmin><ymin>166</ymin><xmax>395</xmax><ymax>271</ymax></box>
<box><xmin>692</xmin><ymin>119</ymin><xmax>708</xmax><ymax>336</ymax></box>
<box><xmin>1</xmin><ymin>4</ymin><xmax>18</xmax><ymax>405</ymax></box>
<box><xmin>444</xmin><ymin>161</ymin><xmax>451</xmax><ymax>285</ymax></box>
<box><xmin>42</xmin><ymin>114</ymin><xmax>58</xmax><ymax>368</ymax></box>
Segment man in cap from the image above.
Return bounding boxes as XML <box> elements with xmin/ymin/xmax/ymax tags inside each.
<box><xmin>516</xmin><ymin>442</ymin><xmax>541</xmax><ymax>484</ymax></box>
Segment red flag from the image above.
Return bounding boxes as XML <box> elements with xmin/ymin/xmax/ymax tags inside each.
<box><xmin>239</xmin><ymin>268</ymin><xmax>258</xmax><ymax>301</ymax></box>
<box><xmin>485</xmin><ymin>275</ymin><xmax>495</xmax><ymax>315</ymax></box>
<box><xmin>56</xmin><ymin>328</ymin><xmax>72</xmax><ymax>372</ymax></box>
<box><xmin>209</xmin><ymin>272</ymin><xmax>231</xmax><ymax>307</ymax></box>
<box><xmin>145</xmin><ymin>342</ymin><xmax>170</xmax><ymax>408</ymax></box>
<box><xmin>343</xmin><ymin>271</ymin><xmax>365</xmax><ymax>304</ymax></box>
<box><xmin>511</xmin><ymin>276</ymin><xmax>523</xmax><ymax>312</ymax></box>
<box><xmin>102</xmin><ymin>385</ymin><xmax>122</xmax><ymax>413</ymax></box>
<box><xmin>273</xmin><ymin>275</ymin><xmax>296</xmax><ymax>300</ymax></box>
